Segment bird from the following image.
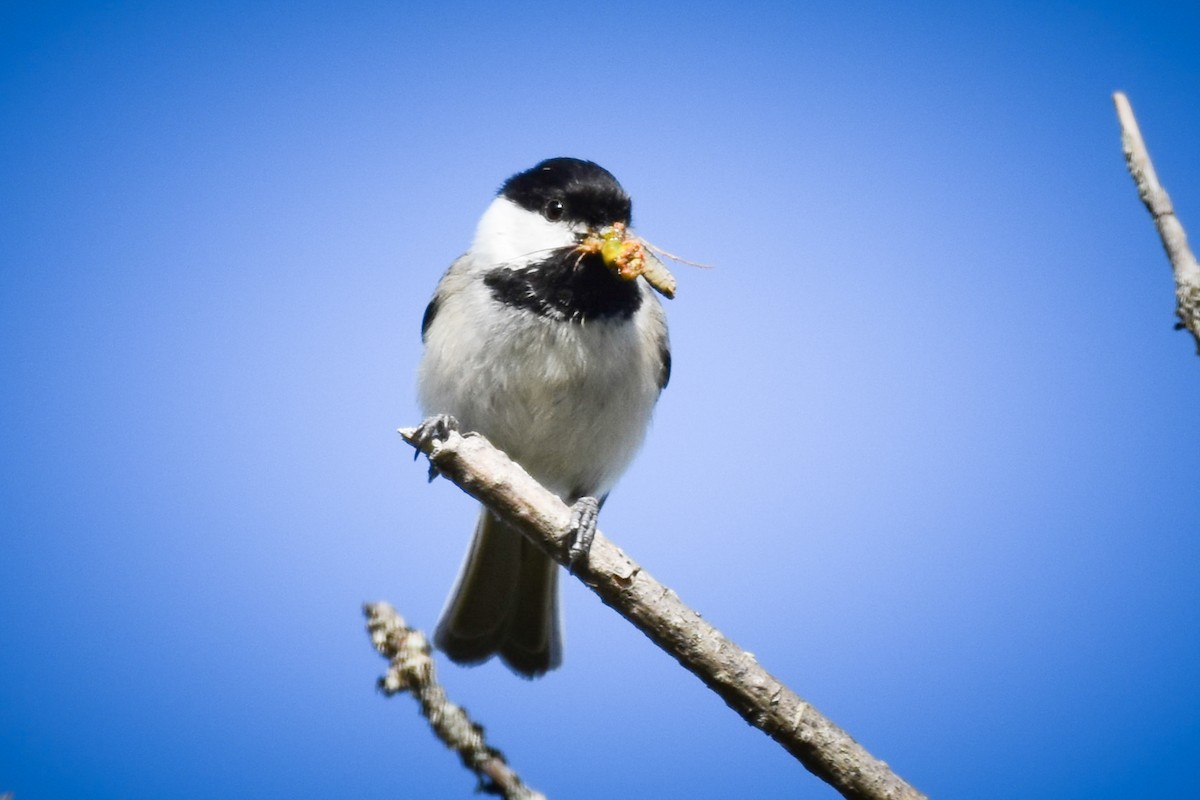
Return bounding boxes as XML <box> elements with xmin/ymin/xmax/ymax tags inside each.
<box><xmin>416</xmin><ymin>157</ymin><xmax>672</xmax><ymax>677</ymax></box>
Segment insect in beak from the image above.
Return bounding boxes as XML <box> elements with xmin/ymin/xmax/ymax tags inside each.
<box><xmin>575</xmin><ymin>222</ymin><xmax>678</xmax><ymax>299</ymax></box>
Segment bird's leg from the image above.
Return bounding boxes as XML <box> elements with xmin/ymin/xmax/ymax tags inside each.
<box><xmin>410</xmin><ymin>414</ymin><xmax>459</xmax><ymax>482</ymax></box>
<box><xmin>566</xmin><ymin>496</ymin><xmax>600</xmax><ymax>570</ymax></box>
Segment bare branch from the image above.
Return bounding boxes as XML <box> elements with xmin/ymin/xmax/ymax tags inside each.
<box><xmin>1113</xmin><ymin>91</ymin><xmax>1200</xmax><ymax>354</ymax></box>
<box><xmin>364</xmin><ymin>602</ymin><xmax>547</xmax><ymax>800</ymax></box>
<box><xmin>398</xmin><ymin>424</ymin><xmax>926</xmax><ymax>800</ymax></box>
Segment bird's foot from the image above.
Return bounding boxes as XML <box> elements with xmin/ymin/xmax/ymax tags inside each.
<box><xmin>410</xmin><ymin>414</ymin><xmax>459</xmax><ymax>481</ymax></box>
<box><xmin>566</xmin><ymin>496</ymin><xmax>600</xmax><ymax>570</ymax></box>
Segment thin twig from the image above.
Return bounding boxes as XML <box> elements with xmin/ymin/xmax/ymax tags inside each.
<box><xmin>364</xmin><ymin>602</ymin><xmax>547</xmax><ymax>800</ymax></box>
<box><xmin>398</xmin><ymin>424</ymin><xmax>926</xmax><ymax>800</ymax></box>
<box><xmin>1113</xmin><ymin>91</ymin><xmax>1200</xmax><ymax>354</ymax></box>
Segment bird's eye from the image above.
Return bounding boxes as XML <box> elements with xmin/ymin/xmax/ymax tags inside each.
<box><xmin>542</xmin><ymin>199</ymin><xmax>565</xmax><ymax>222</ymax></box>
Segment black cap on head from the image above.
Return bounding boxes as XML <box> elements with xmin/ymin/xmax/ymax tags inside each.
<box><xmin>500</xmin><ymin>157</ymin><xmax>632</xmax><ymax>229</ymax></box>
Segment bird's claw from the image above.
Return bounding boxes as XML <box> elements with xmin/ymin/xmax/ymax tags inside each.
<box><xmin>410</xmin><ymin>414</ymin><xmax>459</xmax><ymax>481</ymax></box>
<box><xmin>566</xmin><ymin>496</ymin><xmax>600</xmax><ymax>570</ymax></box>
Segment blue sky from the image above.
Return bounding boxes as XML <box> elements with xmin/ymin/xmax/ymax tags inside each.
<box><xmin>3</xmin><ymin>2</ymin><xmax>1199</xmax><ymax>798</ymax></box>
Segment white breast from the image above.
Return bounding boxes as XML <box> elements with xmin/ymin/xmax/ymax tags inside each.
<box><xmin>418</xmin><ymin>258</ymin><xmax>665</xmax><ymax>500</ymax></box>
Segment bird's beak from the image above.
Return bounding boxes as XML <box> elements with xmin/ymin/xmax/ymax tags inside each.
<box><xmin>594</xmin><ymin>223</ymin><xmax>639</xmax><ymax>278</ymax></box>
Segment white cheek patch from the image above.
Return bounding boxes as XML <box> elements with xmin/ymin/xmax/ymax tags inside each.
<box><xmin>472</xmin><ymin>197</ymin><xmax>581</xmax><ymax>269</ymax></box>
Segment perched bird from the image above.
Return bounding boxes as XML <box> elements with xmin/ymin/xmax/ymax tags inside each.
<box><xmin>417</xmin><ymin>157</ymin><xmax>672</xmax><ymax>677</ymax></box>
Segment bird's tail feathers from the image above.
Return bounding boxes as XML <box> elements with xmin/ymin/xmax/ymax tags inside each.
<box><xmin>433</xmin><ymin>510</ymin><xmax>562</xmax><ymax>677</ymax></box>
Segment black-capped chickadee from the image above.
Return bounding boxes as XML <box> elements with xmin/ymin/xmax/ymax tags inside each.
<box><xmin>417</xmin><ymin>157</ymin><xmax>672</xmax><ymax>677</ymax></box>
